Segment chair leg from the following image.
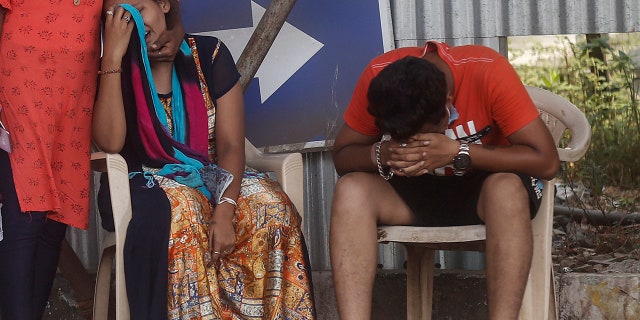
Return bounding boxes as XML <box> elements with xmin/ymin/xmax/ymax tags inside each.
<box><xmin>519</xmin><ymin>181</ymin><xmax>555</xmax><ymax>320</ymax></box>
<box><xmin>93</xmin><ymin>246</ymin><xmax>115</xmax><ymax>320</ymax></box>
<box><xmin>549</xmin><ymin>268</ymin><xmax>558</xmax><ymax>320</ymax></box>
<box><xmin>518</xmin><ymin>254</ymin><xmax>556</xmax><ymax>320</ymax></box>
<box><xmin>518</xmin><ymin>273</ymin><xmax>534</xmax><ymax>319</ymax></box>
<box><xmin>405</xmin><ymin>245</ymin><xmax>434</xmax><ymax>320</ymax></box>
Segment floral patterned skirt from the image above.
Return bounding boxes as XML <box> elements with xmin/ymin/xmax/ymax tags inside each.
<box><xmin>154</xmin><ymin>170</ymin><xmax>315</xmax><ymax>320</ymax></box>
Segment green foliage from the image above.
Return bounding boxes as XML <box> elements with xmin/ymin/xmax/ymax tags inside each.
<box><xmin>510</xmin><ymin>34</ymin><xmax>640</xmax><ymax>192</ymax></box>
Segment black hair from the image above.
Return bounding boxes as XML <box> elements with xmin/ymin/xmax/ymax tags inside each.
<box><xmin>367</xmin><ymin>56</ymin><xmax>448</xmax><ymax>141</ymax></box>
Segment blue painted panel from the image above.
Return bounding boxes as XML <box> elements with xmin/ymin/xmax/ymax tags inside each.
<box><xmin>182</xmin><ymin>0</ymin><xmax>389</xmax><ymax>147</ymax></box>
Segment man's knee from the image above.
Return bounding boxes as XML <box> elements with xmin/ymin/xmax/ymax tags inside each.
<box><xmin>484</xmin><ymin>172</ymin><xmax>522</xmax><ymax>187</ymax></box>
<box><xmin>482</xmin><ymin>173</ymin><xmax>527</xmax><ymax>198</ymax></box>
<box><xmin>332</xmin><ymin>172</ymin><xmax>383</xmax><ymax>220</ymax></box>
<box><xmin>333</xmin><ymin>172</ymin><xmax>373</xmax><ymax>203</ymax></box>
<box><xmin>478</xmin><ymin>173</ymin><xmax>529</xmax><ymax>220</ymax></box>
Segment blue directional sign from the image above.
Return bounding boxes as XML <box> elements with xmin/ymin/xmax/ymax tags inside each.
<box><xmin>181</xmin><ymin>0</ymin><xmax>393</xmax><ymax>148</ymax></box>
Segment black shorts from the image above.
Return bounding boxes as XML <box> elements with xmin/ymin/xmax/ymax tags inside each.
<box><xmin>389</xmin><ymin>171</ymin><xmax>544</xmax><ymax>227</ymax></box>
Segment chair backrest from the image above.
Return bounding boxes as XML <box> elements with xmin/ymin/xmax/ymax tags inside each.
<box><xmin>245</xmin><ymin>138</ymin><xmax>305</xmax><ymax>219</ymax></box>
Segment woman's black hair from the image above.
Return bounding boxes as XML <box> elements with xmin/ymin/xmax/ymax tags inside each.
<box><xmin>367</xmin><ymin>56</ymin><xmax>448</xmax><ymax>140</ymax></box>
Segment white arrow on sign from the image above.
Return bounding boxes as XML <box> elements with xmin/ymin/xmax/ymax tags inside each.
<box><xmin>196</xmin><ymin>1</ymin><xmax>324</xmax><ymax>103</ymax></box>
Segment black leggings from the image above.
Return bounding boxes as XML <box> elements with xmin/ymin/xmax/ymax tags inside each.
<box><xmin>0</xmin><ymin>150</ymin><xmax>67</xmax><ymax>320</ymax></box>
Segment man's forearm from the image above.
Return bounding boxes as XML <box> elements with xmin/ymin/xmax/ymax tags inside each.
<box><xmin>333</xmin><ymin>143</ymin><xmax>378</xmax><ymax>176</ymax></box>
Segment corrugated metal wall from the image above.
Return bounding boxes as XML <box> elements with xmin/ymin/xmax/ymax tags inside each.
<box><xmin>391</xmin><ymin>0</ymin><xmax>640</xmax><ymax>48</ymax></box>
<box><xmin>70</xmin><ymin>0</ymin><xmax>640</xmax><ymax>272</ymax></box>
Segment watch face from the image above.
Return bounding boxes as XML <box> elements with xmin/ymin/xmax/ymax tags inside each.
<box><xmin>454</xmin><ymin>154</ymin><xmax>471</xmax><ymax>170</ymax></box>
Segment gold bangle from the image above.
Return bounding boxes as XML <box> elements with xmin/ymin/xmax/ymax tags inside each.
<box><xmin>98</xmin><ymin>68</ymin><xmax>122</xmax><ymax>75</ymax></box>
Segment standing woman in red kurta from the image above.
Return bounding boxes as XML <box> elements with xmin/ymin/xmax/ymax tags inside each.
<box><xmin>0</xmin><ymin>1</ymin><xmax>102</xmax><ymax>319</ymax></box>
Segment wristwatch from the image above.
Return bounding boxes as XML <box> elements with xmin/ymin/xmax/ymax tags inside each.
<box><xmin>453</xmin><ymin>143</ymin><xmax>471</xmax><ymax>176</ymax></box>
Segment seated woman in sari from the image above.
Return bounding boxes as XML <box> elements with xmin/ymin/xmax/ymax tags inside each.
<box><xmin>92</xmin><ymin>1</ymin><xmax>315</xmax><ymax>319</ymax></box>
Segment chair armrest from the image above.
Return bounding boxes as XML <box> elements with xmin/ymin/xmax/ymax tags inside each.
<box><xmin>90</xmin><ymin>152</ymin><xmax>132</xmax><ymax>216</ymax></box>
<box><xmin>90</xmin><ymin>152</ymin><xmax>132</xmax><ymax>244</ymax></box>
<box><xmin>525</xmin><ymin>86</ymin><xmax>592</xmax><ymax>162</ymax></box>
<box><xmin>245</xmin><ymin>139</ymin><xmax>304</xmax><ymax>219</ymax></box>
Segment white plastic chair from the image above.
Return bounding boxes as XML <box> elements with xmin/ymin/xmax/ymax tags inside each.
<box><xmin>91</xmin><ymin>138</ymin><xmax>304</xmax><ymax>320</ymax></box>
<box><xmin>377</xmin><ymin>86</ymin><xmax>592</xmax><ymax>320</ymax></box>
<box><xmin>90</xmin><ymin>152</ymin><xmax>131</xmax><ymax>320</ymax></box>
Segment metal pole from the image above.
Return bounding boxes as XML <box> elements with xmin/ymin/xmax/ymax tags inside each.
<box><xmin>236</xmin><ymin>0</ymin><xmax>297</xmax><ymax>92</ymax></box>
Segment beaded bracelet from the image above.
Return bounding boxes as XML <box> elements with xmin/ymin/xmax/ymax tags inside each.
<box><xmin>218</xmin><ymin>196</ymin><xmax>238</xmax><ymax>208</ymax></box>
<box><xmin>375</xmin><ymin>137</ymin><xmax>393</xmax><ymax>180</ymax></box>
<box><xmin>98</xmin><ymin>68</ymin><xmax>122</xmax><ymax>75</ymax></box>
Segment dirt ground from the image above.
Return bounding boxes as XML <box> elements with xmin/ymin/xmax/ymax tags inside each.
<box><xmin>552</xmin><ymin>183</ymin><xmax>640</xmax><ymax>274</ymax></box>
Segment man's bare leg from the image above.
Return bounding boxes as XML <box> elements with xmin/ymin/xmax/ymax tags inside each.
<box><xmin>330</xmin><ymin>172</ymin><xmax>413</xmax><ymax>320</ymax></box>
<box><xmin>478</xmin><ymin>173</ymin><xmax>533</xmax><ymax>320</ymax></box>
